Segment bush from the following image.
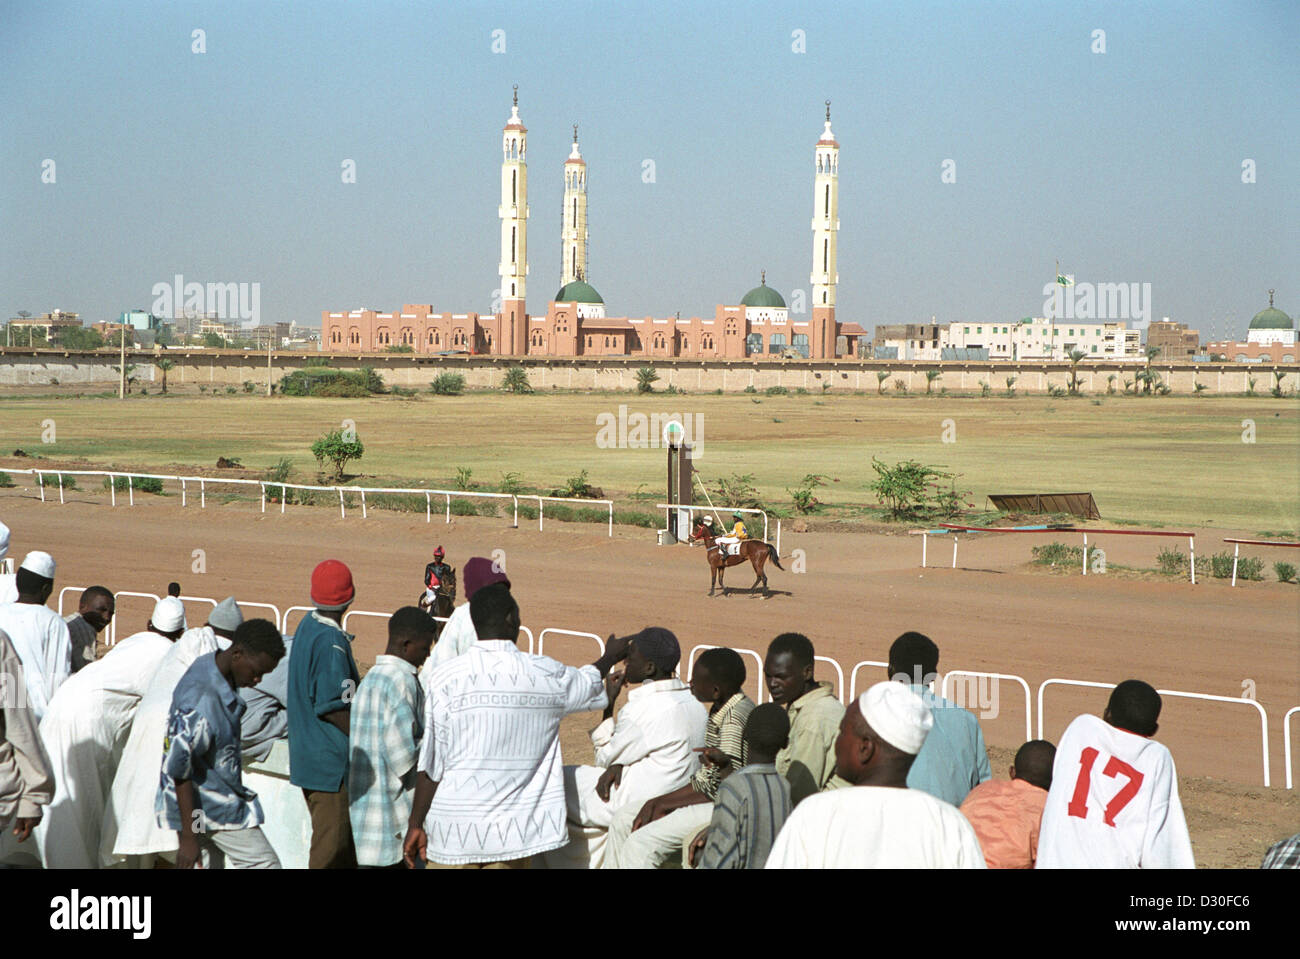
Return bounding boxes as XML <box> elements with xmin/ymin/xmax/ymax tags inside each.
<box><xmin>765</xmin><ymin>385</ymin><xmax>789</xmax><ymax>396</ymax></box>
<box><xmin>430</xmin><ymin>372</ymin><xmax>465</xmax><ymax>396</ymax></box>
<box><xmin>1274</xmin><ymin>561</ymin><xmax>1296</xmax><ymax>583</ymax></box>
<box><xmin>243</xmin><ymin>381</ymin><xmax>256</xmax><ymax>393</ymax></box>
<box><xmin>980</xmin><ymin>381</ymin><xmax>991</xmax><ymax>397</ymax></box>
<box><xmin>795</xmin><ymin>387</ymin><xmax>809</xmax><ymax>395</ymax></box>
<box><xmin>449</xmin><ymin>498</ymin><xmax>481</xmax><ymax>516</ymax></box>
<box><xmin>498</xmin><ymin>471</ymin><xmax>526</xmax><ymax>495</ymax></box>
<box><xmin>868</xmin><ymin>458</ymin><xmax>970</xmax><ymax>520</ymax></box>
<box><xmin>713</xmin><ymin>473</ymin><xmax>765</xmax><ymax>510</ymax></box>
<box><xmin>454</xmin><ymin>466</ymin><xmax>475</xmax><ymax>490</ymax></box>
<box><xmin>311</xmin><ymin>428</ymin><xmax>364</xmax><ymax>481</ymax></box>
<box><xmin>36</xmin><ymin>474</ymin><xmax>76</xmax><ymax>489</ymax></box>
<box><xmin>280</xmin><ymin>365</ymin><xmax>385</xmax><ymax>398</ymax></box>
<box><xmin>1032</xmin><ymin>542</ymin><xmax>1082</xmax><ymax>565</ymax></box>
<box><xmin>743</xmin><ymin>385</ymin><xmax>757</xmax><ymax>394</ymax></box>
<box><xmin>364</xmin><ymin>492</ymin><xmax>426</xmax><ymax>513</ymax></box>
<box><xmin>224</xmin><ymin>385</ymin><xmax>237</xmax><ymax>395</ymax></box>
<box><xmin>502</xmin><ymin>366</ymin><xmax>532</xmax><ymax>394</ymax></box>
<box><xmin>559</xmin><ymin>469</ymin><xmax>600</xmax><ymax>499</ymax></box>
<box><xmin>613</xmin><ymin>510</ymin><xmax>658</xmax><ymax>528</ymax></box>
<box><xmin>313</xmin><ymin>378</ymin><xmax>369</xmax><ymax>397</ymax></box>
<box><xmin>788</xmin><ymin>474</ymin><xmax>826</xmax><ymax>514</ymax></box>
<box><xmin>103</xmin><ymin>476</ymin><xmax>164</xmax><ymax>494</ymax></box>
<box><xmin>1236</xmin><ymin>556</ymin><xmax>1265</xmax><ymax>581</ymax></box>
<box><xmin>635</xmin><ymin>366</ymin><xmax>659</xmax><ymax>393</ymax></box>
<box><xmin>0</xmin><ymin>472</ymin><xmax>12</xmax><ymax>488</ymax></box>
<box><xmin>1156</xmin><ymin>546</ymin><xmax>1187</xmax><ymax>575</ymax></box>
<box><xmin>517</xmin><ymin>503</ymin><xmax>539</xmax><ymax>520</ymax></box>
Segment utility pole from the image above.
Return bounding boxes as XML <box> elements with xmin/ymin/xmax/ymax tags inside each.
<box><xmin>267</xmin><ymin>329</ymin><xmax>273</xmax><ymax>397</ymax></box>
<box><xmin>119</xmin><ymin>323</ymin><xmax>126</xmax><ymax>399</ymax></box>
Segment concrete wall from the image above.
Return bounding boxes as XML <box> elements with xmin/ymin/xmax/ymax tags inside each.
<box><xmin>1</xmin><ymin>347</ymin><xmax>1297</xmax><ymax>396</ymax></box>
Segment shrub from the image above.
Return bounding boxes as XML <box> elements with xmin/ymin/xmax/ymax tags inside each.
<box><xmin>103</xmin><ymin>476</ymin><xmax>164</xmax><ymax>494</ymax></box>
<box><xmin>449</xmin><ymin>498</ymin><xmax>480</xmax><ymax>516</ymax></box>
<box><xmin>0</xmin><ymin>472</ymin><xmax>13</xmax><ymax>488</ymax></box>
<box><xmin>498</xmin><ymin>471</ymin><xmax>525</xmax><ymax>495</ymax></box>
<box><xmin>1274</xmin><ymin>561</ymin><xmax>1296</xmax><ymax>584</ymax></box>
<box><xmin>36</xmin><ymin>474</ymin><xmax>77</xmax><ymax>489</ymax></box>
<box><xmin>454</xmin><ymin>466</ymin><xmax>475</xmax><ymax>490</ymax></box>
<box><xmin>714</xmin><ymin>473</ymin><xmax>765</xmax><ymax>510</ymax></box>
<box><xmin>280</xmin><ymin>366</ymin><xmax>385</xmax><ymax>397</ymax></box>
<box><xmin>743</xmin><ymin>385</ymin><xmax>757</xmax><ymax>394</ymax></box>
<box><xmin>892</xmin><ymin>379</ymin><xmax>907</xmax><ymax>393</ymax></box>
<box><xmin>502</xmin><ymin>366</ymin><xmax>533</xmax><ymax>393</ymax></box>
<box><xmin>243</xmin><ymin>381</ymin><xmax>256</xmax><ymax>393</ymax></box>
<box><xmin>430</xmin><ymin>372</ymin><xmax>465</xmax><ymax>395</ymax></box>
<box><xmin>765</xmin><ymin>385</ymin><xmax>790</xmax><ymax>396</ymax></box>
<box><xmin>311</xmin><ymin>428</ymin><xmax>364</xmax><ymax>481</ymax></box>
<box><xmin>821</xmin><ymin>381</ymin><xmax>832</xmax><ymax>393</ymax></box>
<box><xmin>559</xmin><ymin>469</ymin><xmax>599</xmax><ymax>499</ymax></box>
<box><xmin>1047</xmin><ymin>385</ymin><xmax>1067</xmax><ymax>398</ymax></box>
<box><xmin>517</xmin><ymin>503</ymin><xmax>539</xmax><ymax>520</ymax></box>
<box><xmin>312</xmin><ymin>377</ymin><xmax>369</xmax><ymax>397</ymax></box>
<box><xmin>1209</xmin><ymin>552</ymin><xmax>1235</xmax><ymax>579</ymax></box>
<box><xmin>224</xmin><ymin>385</ymin><xmax>237</xmax><ymax>395</ymax></box>
<box><xmin>795</xmin><ymin>387</ymin><xmax>809</xmax><ymax>395</ymax></box>
<box><xmin>1156</xmin><ymin>546</ymin><xmax>1187</xmax><ymax>575</ymax></box>
<box><xmin>613</xmin><ymin>510</ymin><xmax>658</xmax><ymax>528</ymax></box>
<box><xmin>1031</xmin><ymin>542</ymin><xmax>1081</xmax><ymax>565</ymax></box>
<box><xmin>635</xmin><ymin>366</ymin><xmax>659</xmax><ymax>393</ymax></box>
<box><xmin>788</xmin><ymin>474</ymin><xmax>826</xmax><ymax>514</ymax></box>
<box><xmin>364</xmin><ymin>492</ymin><xmax>425</xmax><ymax>513</ymax></box>
<box><xmin>868</xmin><ymin>459</ymin><xmax>970</xmax><ymax>520</ymax></box>
<box><xmin>979</xmin><ymin>381</ymin><xmax>991</xmax><ymax>397</ymax></box>
<box><xmin>1237</xmin><ymin>556</ymin><xmax>1265</xmax><ymax>581</ymax></box>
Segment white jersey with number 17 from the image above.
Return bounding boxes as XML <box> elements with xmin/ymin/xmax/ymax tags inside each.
<box><xmin>1036</xmin><ymin>713</ymin><xmax>1194</xmax><ymax>869</ymax></box>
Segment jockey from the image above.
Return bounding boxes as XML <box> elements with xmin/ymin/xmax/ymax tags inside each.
<box><xmin>715</xmin><ymin>512</ymin><xmax>750</xmax><ymax>552</ymax></box>
<box><xmin>424</xmin><ymin>546</ymin><xmax>452</xmax><ymax>603</ymax></box>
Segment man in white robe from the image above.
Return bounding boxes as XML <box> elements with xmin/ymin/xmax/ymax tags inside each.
<box><xmin>0</xmin><ymin>552</ymin><xmax>71</xmax><ymax>722</ymax></box>
<box><xmin>544</xmin><ymin>628</ymin><xmax>707</xmax><ymax>868</ymax></box>
<box><xmin>1036</xmin><ymin>680</ymin><xmax>1194</xmax><ymax>869</ymax></box>
<box><xmin>34</xmin><ymin>597</ymin><xmax>186</xmax><ymax>869</ymax></box>
<box><xmin>101</xmin><ymin>597</ymin><xmax>243</xmax><ymax>867</ymax></box>
<box><xmin>766</xmin><ymin>682</ymin><xmax>987</xmax><ymax>869</ymax></box>
<box><xmin>416</xmin><ymin>556</ymin><xmax>508</xmax><ymax>689</ymax></box>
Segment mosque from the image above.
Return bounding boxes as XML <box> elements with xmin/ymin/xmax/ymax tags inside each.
<box><xmin>1203</xmin><ymin>290</ymin><xmax>1296</xmax><ymax>363</ymax></box>
<box><xmin>321</xmin><ymin>90</ymin><xmax>867</xmax><ymax>360</ymax></box>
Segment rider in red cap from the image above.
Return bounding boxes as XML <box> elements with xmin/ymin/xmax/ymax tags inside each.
<box><xmin>423</xmin><ymin>547</ymin><xmax>453</xmax><ymax>609</ymax></box>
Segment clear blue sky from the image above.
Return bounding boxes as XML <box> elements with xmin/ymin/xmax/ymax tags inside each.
<box><xmin>1</xmin><ymin>0</ymin><xmax>1295</xmax><ymax>339</ymax></box>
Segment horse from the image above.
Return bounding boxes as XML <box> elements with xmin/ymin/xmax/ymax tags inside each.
<box><xmin>417</xmin><ymin>566</ymin><xmax>456</xmax><ymax>625</ymax></box>
<box><xmin>689</xmin><ymin>519</ymin><xmax>784</xmax><ymax>597</ymax></box>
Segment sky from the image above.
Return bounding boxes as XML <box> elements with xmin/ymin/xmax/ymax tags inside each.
<box><xmin>1</xmin><ymin>0</ymin><xmax>1296</xmax><ymax>340</ymax></box>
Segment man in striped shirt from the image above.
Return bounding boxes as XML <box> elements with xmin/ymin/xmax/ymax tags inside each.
<box><xmin>348</xmin><ymin>607</ymin><xmax>435</xmax><ymax>868</ymax></box>
<box><xmin>692</xmin><ymin>703</ymin><xmax>792</xmax><ymax>869</ymax></box>
<box><xmin>606</xmin><ymin>647</ymin><xmax>754</xmax><ymax>868</ymax></box>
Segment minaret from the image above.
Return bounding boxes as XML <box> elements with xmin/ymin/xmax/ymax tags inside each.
<box><xmin>560</xmin><ymin>124</ymin><xmax>589</xmax><ymax>289</ymax></box>
<box><xmin>499</xmin><ymin>85</ymin><xmax>528</xmax><ymax>354</ymax></box>
<box><xmin>810</xmin><ymin>100</ymin><xmax>839</xmax><ymax>359</ymax></box>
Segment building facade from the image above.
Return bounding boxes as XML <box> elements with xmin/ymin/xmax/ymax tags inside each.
<box><xmin>1204</xmin><ymin>292</ymin><xmax>1296</xmax><ymax>362</ymax></box>
<box><xmin>322</xmin><ymin>95</ymin><xmax>859</xmax><ymax>360</ymax></box>
<box><xmin>1146</xmin><ymin>318</ymin><xmax>1200</xmax><ymax>360</ymax></box>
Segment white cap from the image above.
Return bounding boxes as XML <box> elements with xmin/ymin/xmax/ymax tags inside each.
<box><xmin>858</xmin><ymin>681</ymin><xmax>933</xmax><ymax>756</ymax></box>
<box><xmin>151</xmin><ymin>596</ymin><xmax>187</xmax><ymax>633</ymax></box>
<box><xmin>0</xmin><ymin>520</ymin><xmax>9</xmax><ymax>560</ymax></box>
<box><xmin>19</xmin><ymin>550</ymin><xmax>55</xmax><ymax>579</ymax></box>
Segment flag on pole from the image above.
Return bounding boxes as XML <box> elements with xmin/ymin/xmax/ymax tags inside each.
<box><xmin>1056</xmin><ymin>273</ymin><xmax>1075</xmax><ymax>286</ymax></box>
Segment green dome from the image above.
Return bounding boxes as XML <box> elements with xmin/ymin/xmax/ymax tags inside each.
<box><xmin>555</xmin><ymin>280</ymin><xmax>603</xmax><ymax>304</ymax></box>
<box><xmin>1250</xmin><ymin>307</ymin><xmax>1293</xmax><ymax>330</ymax></box>
<box><xmin>741</xmin><ymin>276</ymin><xmax>786</xmax><ymax>309</ymax></box>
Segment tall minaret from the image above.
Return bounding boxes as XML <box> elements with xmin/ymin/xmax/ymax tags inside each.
<box><xmin>499</xmin><ymin>85</ymin><xmax>529</xmax><ymax>354</ymax></box>
<box><xmin>560</xmin><ymin>124</ymin><xmax>589</xmax><ymax>289</ymax></box>
<box><xmin>810</xmin><ymin>100</ymin><xmax>839</xmax><ymax>359</ymax></box>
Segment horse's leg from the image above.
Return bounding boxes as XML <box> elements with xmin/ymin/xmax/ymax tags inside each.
<box><xmin>708</xmin><ymin>561</ymin><xmax>716</xmax><ymax>596</ymax></box>
<box><xmin>719</xmin><ymin>561</ymin><xmax>727</xmax><ymax>597</ymax></box>
<box><xmin>749</xmin><ymin>552</ymin><xmax>763</xmax><ymax>591</ymax></box>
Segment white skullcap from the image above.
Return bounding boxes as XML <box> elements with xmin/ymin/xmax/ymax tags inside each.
<box><xmin>19</xmin><ymin>550</ymin><xmax>55</xmax><ymax>579</ymax></box>
<box><xmin>859</xmin><ymin>681</ymin><xmax>934</xmax><ymax>756</ymax></box>
<box><xmin>0</xmin><ymin>520</ymin><xmax>10</xmax><ymax>560</ymax></box>
<box><xmin>151</xmin><ymin>596</ymin><xmax>187</xmax><ymax>633</ymax></box>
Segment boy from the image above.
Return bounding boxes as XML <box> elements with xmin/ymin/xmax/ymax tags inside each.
<box><xmin>691</xmin><ymin>702</ymin><xmax>793</xmax><ymax>869</ymax></box>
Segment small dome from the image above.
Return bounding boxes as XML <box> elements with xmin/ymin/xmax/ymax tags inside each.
<box><xmin>555</xmin><ymin>280</ymin><xmax>603</xmax><ymax>304</ymax></box>
<box><xmin>741</xmin><ymin>273</ymin><xmax>786</xmax><ymax>309</ymax></box>
<box><xmin>1250</xmin><ymin>307</ymin><xmax>1293</xmax><ymax>331</ymax></box>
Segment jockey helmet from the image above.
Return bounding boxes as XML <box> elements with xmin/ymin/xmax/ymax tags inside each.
<box><xmin>732</xmin><ymin>512</ymin><xmax>743</xmax><ymax>521</ymax></box>
<box><xmin>702</xmin><ymin>515</ymin><xmax>713</xmax><ymax>525</ymax></box>
<box><xmin>434</xmin><ymin>546</ymin><xmax>445</xmax><ymax>559</ymax></box>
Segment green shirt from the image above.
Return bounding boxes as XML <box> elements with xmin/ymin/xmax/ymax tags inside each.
<box><xmin>776</xmin><ymin>682</ymin><xmax>845</xmax><ymax>806</ymax></box>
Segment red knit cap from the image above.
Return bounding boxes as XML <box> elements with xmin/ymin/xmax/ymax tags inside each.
<box><xmin>311</xmin><ymin>559</ymin><xmax>355</xmax><ymax>610</ymax></box>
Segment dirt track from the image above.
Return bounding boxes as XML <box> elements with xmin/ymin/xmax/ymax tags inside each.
<box><xmin>2</xmin><ymin>490</ymin><xmax>1296</xmax><ymax>866</ymax></box>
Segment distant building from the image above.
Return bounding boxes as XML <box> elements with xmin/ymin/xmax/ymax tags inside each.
<box><xmin>323</xmin><ymin>94</ymin><xmax>855</xmax><ymax>359</ymax></box>
<box><xmin>872</xmin><ymin>323</ymin><xmax>943</xmax><ymax>361</ymax></box>
<box><xmin>6</xmin><ymin>310</ymin><xmax>82</xmax><ymax>344</ymax></box>
<box><xmin>945</xmin><ymin>318</ymin><xmax>1142</xmax><ymax>361</ymax></box>
<box><xmin>118</xmin><ymin>310</ymin><xmax>161</xmax><ymax>331</ymax></box>
<box><xmin>1146</xmin><ymin>318</ymin><xmax>1200</xmax><ymax>360</ymax></box>
<box><xmin>1204</xmin><ymin>291</ymin><xmax>1295</xmax><ymax>363</ymax></box>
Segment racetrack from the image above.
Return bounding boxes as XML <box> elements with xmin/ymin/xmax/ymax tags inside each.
<box><xmin>1</xmin><ymin>491</ymin><xmax>1295</xmax><ymax>867</ymax></box>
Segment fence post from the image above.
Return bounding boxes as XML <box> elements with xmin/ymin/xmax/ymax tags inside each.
<box><xmin>200</xmin><ymin>479</ymin><xmax>206</xmax><ymax>508</ymax></box>
<box><xmin>260</xmin><ymin>483</ymin><xmax>266</xmax><ymax>514</ymax></box>
<box><xmin>921</xmin><ymin>532</ymin><xmax>927</xmax><ymax>567</ymax></box>
<box><xmin>1189</xmin><ymin>536</ymin><xmax>1196</xmax><ymax>585</ymax></box>
<box><xmin>126</xmin><ymin>475</ymin><xmax>133</xmax><ymax>506</ymax></box>
<box><xmin>338</xmin><ymin>488</ymin><xmax>346</xmax><ymax>519</ymax></box>
<box><xmin>513</xmin><ymin>495</ymin><xmax>518</xmax><ymax>528</ymax></box>
<box><xmin>181</xmin><ymin>478</ymin><xmax>187</xmax><ymax>507</ymax></box>
<box><xmin>607</xmin><ymin>502</ymin><xmax>613</xmax><ymax>537</ymax></box>
<box><xmin>109</xmin><ymin>474</ymin><xmax>117</xmax><ymax>507</ymax></box>
<box><xmin>57</xmin><ymin>473</ymin><xmax>65</xmax><ymax>504</ymax></box>
<box><xmin>776</xmin><ymin>518</ymin><xmax>781</xmax><ymax>556</ymax></box>
<box><xmin>36</xmin><ymin>471</ymin><xmax>45</xmax><ymax>503</ymax></box>
<box><xmin>539</xmin><ymin>499</ymin><xmax>545</xmax><ymax>531</ymax></box>
<box><xmin>952</xmin><ymin>534</ymin><xmax>958</xmax><ymax>569</ymax></box>
<box><xmin>1231</xmin><ymin>542</ymin><xmax>1239</xmax><ymax>587</ymax></box>
<box><xmin>1082</xmin><ymin>532</ymin><xmax>1088</xmax><ymax>576</ymax></box>
<box><xmin>360</xmin><ymin>489</ymin><xmax>367</xmax><ymax>519</ymax></box>
<box><xmin>425</xmin><ymin>492</ymin><xmax>431</xmax><ymax>523</ymax></box>
<box><xmin>444</xmin><ymin>494</ymin><xmax>450</xmax><ymax>523</ymax></box>
<box><xmin>281</xmin><ymin>484</ymin><xmax>286</xmax><ymax>514</ymax></box>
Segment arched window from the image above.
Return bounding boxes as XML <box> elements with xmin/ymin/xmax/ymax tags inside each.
<box><xmin>823</xmin><ymin>291</ymin><xmax>827</xmax><ymax>304</ymax></box>
<box><xmin>511</xmin><ymin>227</ymin><xmax>516</xmax><ymax>263</ymax></box>
<box><xmin>572</xmin><ymin>198</ymin><xmax>578</xmax><ymax>227</ymax></box>
<box><xmin>653</xmin><ymin>332</ymin><xmax>665</xmax><ymax>350</ymax></box>
<box><xmin>824</xmin><ymin>183</ymin><xmax>829</xmax><ymax>216</ymax></box>
<box><xmin>702</xmin><ymin>333</ymin><xmax>714</xmax><ymax>350</ymax></box>
<box><xmin>823</xmin><ymin>238</ymin><xmax>828</xmax><ymax>271</ymax></box>
<box><xmin>530</xmin><ymin>329</ymin><xmax>544</xmax><ymax>347</ymax></box>
<box><xmin>512</xmin><ymin>169</ymin><xmax>517</xmax><ymax>204</ymax></box>
<box><xmin>681</xmin><ymin>336</ymin><xmax>688</xmax><ymax>353</ymax></box>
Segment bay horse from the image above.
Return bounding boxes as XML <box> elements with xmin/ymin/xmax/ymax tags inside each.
<box><xmin>690</xmin><ymin>519</ymin><xmax>784</xmax><ymax>596</ymax></box>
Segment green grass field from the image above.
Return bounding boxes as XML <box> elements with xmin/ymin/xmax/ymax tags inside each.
<box><xmin>1</xmin><ymin>391</ymin><xmax>1296</xmax><ymax>532</ymax></box>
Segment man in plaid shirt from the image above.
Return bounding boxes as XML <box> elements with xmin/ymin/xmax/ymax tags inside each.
<box><xmin>605</xmin><ymin>647</ymin><xmax>754</xmax><ymax>868</ymax></box>
<box><xmin>347</xmin><ymin>607</ymin><xmax>436</xmax><ymax>868</ymax></box>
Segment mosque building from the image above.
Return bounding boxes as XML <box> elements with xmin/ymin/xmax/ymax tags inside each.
<box><xmin>321</xmin><ymin>92</ymin><xmax>866</xmax><ymax>359</ymax></box>
<box><xmin>1204</xmin><ymin>291</ymin><xmax>1296</xmax><ymax>363</ymax></box>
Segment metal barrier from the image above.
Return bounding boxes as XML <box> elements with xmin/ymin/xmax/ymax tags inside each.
<box><xmin>536</xmin><ymin>628</ymin><xmax>605</xmax><ymax>661</ymax></box>
<box><xmin>914</xmin><ymin>524</ymin><xmax>1199</xmax><ymax>584</ymax></box>
<box><xmin>848</xmin><ymin>661</ymin><xmax>891</xmax><ymax>701</ymax></box>
<box><xmin>685</xmin><ymin>644</ymin><xmax>767</xmax><ymax>702</ymax></box>
<box><xmin>1223</xmin><ymin>538</ymin><xmax>1300</xmax><ymax>587</ymax></box>
<box><xmin>1285</xmin><ymin>706</ymin><xmax>1299</xmax><ymax>790</ymax></box>
<box><xmin>942</xmin><ymin>670</ymin><xmax>1033</xmax><ymax>742</ymax></box>
<box><xmin>815</xmin><ymin>655</ymin><xmax>845</xmax><ymax>703</ymax></box>
<box><xmin>656</xmin><ymin>503</ymin><xmax>771</xmax><ymax>549</ymax></box>
<box><xmin>107</xmin><ymin>591</ymin><xmax>162</xmax><ymax>646</ymax></box>
<box><xmin>2</xmin><ymin>467</ymin><xmax>611</xmax><ymax>535</ymax></box>
<box><xmin>282</xmin><ymin>606</ymin><xmax>315</xmax><ymax>636</ymax></box>
<box><xmin>1037</xmin><ymin>678</ymin><xmax>1272</xmax><ymax>787</ymax></box>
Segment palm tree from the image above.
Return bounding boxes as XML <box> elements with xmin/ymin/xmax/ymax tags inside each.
<box><xmin>1107</xmin><ymin>373</ymin><xmax>1117</xmax><ymax>395</ymax></box>
<box><xmin>924</xmin><ymin>370</ymin><xmax>942</xmax><ymax>395</ymax></box>
<box><xmin>876</xmin><ymin>370</ymin><xmax>890</xmax><ymax>395</ymax></box>
<box><xmin>155</xmin><ymin>358</ymin><xmax>175</xmax><ymax>394</ymax></box>
<box><xmin>1066</xmin><ymin>349</ymin><xmax>1086</xmax><ymax>394</ymax></box>
<box><xmin>1004</xmin><ymin>374</ymin><xmax>1018</xmax><ymax>397</ymax></box>
<box><xmin>1142</xmin><ymin>346</ymin><xmax>1160</xmax><ymax>395</ymax></box>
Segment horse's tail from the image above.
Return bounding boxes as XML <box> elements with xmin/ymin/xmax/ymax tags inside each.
<box><xmin>767</xmin><ymin>543</ymin><xmax>784</xmax><ymax>570</ymax></box>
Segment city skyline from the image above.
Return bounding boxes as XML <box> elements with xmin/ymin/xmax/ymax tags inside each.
<box><xmin>1</xmin><ymin>0</ymin><xmax>1296</xmax><ymax>339</ymax></box>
